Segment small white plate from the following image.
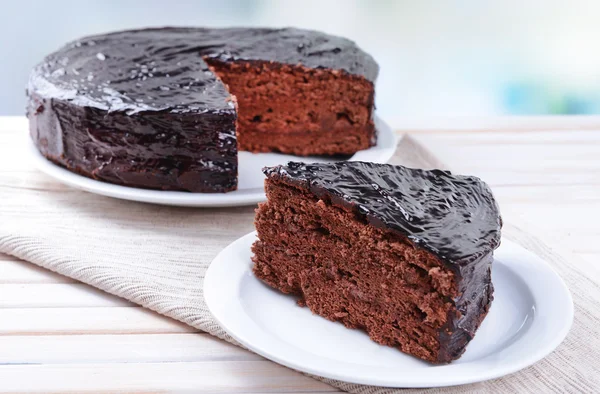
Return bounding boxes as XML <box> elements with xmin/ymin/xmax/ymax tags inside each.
<box><xmin>205</xmin><ymin>232</ymin><xmax>573</xmax><ymax>388</ymax></box>
<box><xmin>28</xmin><ymin>116</ymin><xmax>397</xmax><ymax>207</ymax></box>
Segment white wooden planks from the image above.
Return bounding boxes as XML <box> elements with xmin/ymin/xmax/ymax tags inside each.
<box><xmin>0</xmin><ymin>334</ymin><xmax>261</xmax><ymax>364</ymax></box>
<box><xmin>411</xmin><ymin>131</ymin><xmax>600</xmax><ymax>187</ymax></box>
<box><xmin>0</xmin><ymin>284</ymin><xmax>134</xmax><ymax>308</ymax></box>
<box><xmin>391</xmin><ymin>115</ymin><xmax>600</xmax><ymax>132</ymax></box>
<box><xmin>0</xmin><ymin>362</ymin><xmax>337</xmax><ymax>393</ymax></box>
<box><xmin>0</xmin><ymin>307</ymin><xmax>197</xmax><ymax>335</ymax></box>
<box><xmin>0</xmin><ymin>256</ymin><xmax>76</xmax><ymax>284</ymax></box>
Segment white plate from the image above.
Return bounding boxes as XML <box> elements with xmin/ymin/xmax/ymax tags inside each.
<box><xmin>205</xmin><ymin>232</ymin><xmax>574</xmax><ymax>388</ymax></box>
<box><xmin>28</xmin><ymin>116</ymin><xmax>397</xmax><ymax>207</ymax></box>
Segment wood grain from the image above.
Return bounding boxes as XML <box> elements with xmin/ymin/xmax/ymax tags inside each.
<box><xmin>0</xmin><ymin>284</ymin><xmax>134</xmax><ymax>308</ymax></box>
<box><xmin>0</xmin><ymin>362</ymin><xmax>337</xmax><ymax>393</ymax></box>
<box><xmin>0</xmin><ymin>334</ymin><xmax>261</xmax><ymax>364</ymax></box>
<box><xmin>0</xmin><ymin>307</ymin><xmax>198</xmax><ymax>335</ymax></box>
<box><xmin>0</xmin><ymin>257</ymin><xmax>77</xmax><ymax>284</ymax></box>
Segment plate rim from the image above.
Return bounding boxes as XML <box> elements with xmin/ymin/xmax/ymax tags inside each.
<box><xmin>27</xmin><ymin>115</ymin><xmax>398</xmax><ymax>208</ymax></box>
<box><xmin>205</xmin><ymin>231</ymin><xmax>574</xmax><ymax>388</ymax></box>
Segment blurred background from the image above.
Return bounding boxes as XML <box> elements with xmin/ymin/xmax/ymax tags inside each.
<box><xmin>3</xmin><ymin>0</ymin><xmax>600</xmax><ymax>125</ymax></box>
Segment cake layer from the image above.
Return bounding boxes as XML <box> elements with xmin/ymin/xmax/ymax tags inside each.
<box><xmin>253</xmin><ymin>182</ymin><xmax>452</xmax><ymax>361</ymax></box>
<box><xmin>27</xmin><ymin>27</ymin><xmax>379</xmax><ymax>192</ymax></box>
<box><xmin>207</xmin><ymin>60</ymin><xmax>376</xmax><ymax>155</ymax></box>
<box><xmin>252</xmin><ymin>162</ymin><xmax>501</xmax><ymax>363</ymax></box>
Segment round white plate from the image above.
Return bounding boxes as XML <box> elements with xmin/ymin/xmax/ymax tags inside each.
<box><xmin>205</xmin><ymin>232</ymin><xmax>574</xmax><ymax>388</ymax></box>
<box><xmin>28</xmin><ymin>116</ymin><xmax>397</xmax><ymax>207</ymax></box>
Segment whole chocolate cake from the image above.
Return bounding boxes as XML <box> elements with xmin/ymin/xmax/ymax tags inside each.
<box><xmin>252</xmin><ymin>161</ymin><xmax>502</xmax><ymax>363</ymax></box>
<box><xmin>27</xmin><ymin>28</ymin><xmax>378</xmax><ymax>192</ymax></box>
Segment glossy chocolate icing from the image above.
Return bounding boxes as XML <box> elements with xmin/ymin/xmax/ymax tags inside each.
<box><xmin>27</xmin><ymin>27</ymin><xmax>378</xmax><ymax>192</ymax></box>
<box><xmin>29</xmin><ymin>27</ymin><xmax>378</xmax><ymax>115</ymax></box>
<box><xmin>264</xmin><ymin>161</ymin><xmax>501</xmax><ymax>261</ymax></box>
<box><xmin>263</xmin><ymin>161</ymin><xmax>502</xmax><ymax>362</ymax></box>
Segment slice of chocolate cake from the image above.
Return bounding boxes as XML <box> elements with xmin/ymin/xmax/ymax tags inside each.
<box><xmin>27</xmin><ymin>27</ymin><xmax>378</xmax><ymax>192</ymax></box>
<box><xmin>252</xmin><ymin>161</ymin><xmax>502</xmax><ymax>363</ymax></box>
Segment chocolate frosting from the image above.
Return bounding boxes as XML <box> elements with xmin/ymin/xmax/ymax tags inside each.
<box><xmin>28</xmin><ymin>27</ymin><xmax>379</xmax><ymax>116</ymax></box>
<box><xmin>264</xmin><ymin>161</ymin><xmax>502</xmax><ymax>263</ymax></box>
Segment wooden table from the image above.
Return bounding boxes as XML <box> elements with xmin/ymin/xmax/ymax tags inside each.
<box><xmin>1</xmin><ymin>117</ymin><xmax>599</xmax><ymax>393</ymax></box>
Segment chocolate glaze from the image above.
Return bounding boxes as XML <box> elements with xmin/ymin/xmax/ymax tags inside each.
<box><xmin>28</xmin><ymin>95</ymin><xmax>237</xmax><ymax>192</ymax></box>
<box><xmin>27</xmin><ymin>27</ymin><xmax>378</xmax><ymax>192</ymax></box>
<box><xmin>263</xmin><ymin>161</ymin><xmax>502</xmax><ymax>362</ymax></box>
<box><xmin>28</xmin><ymin>27</ymin><xmax>378</xmax><ymax>115</ymax></box>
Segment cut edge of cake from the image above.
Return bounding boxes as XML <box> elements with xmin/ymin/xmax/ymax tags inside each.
<box><xmin>205</xmin><ymin>58</ymin><xmax>376</xmax><ymax>156</ymax></box>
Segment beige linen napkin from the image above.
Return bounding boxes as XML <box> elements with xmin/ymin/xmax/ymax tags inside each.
<box><xmin>0</xmin><ymin>134</ymin><xmax>598</xmax><ymax>393</ymax></box>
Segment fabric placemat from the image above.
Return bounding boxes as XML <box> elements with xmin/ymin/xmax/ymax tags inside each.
<box><xmin>0</xmin><ymin>134</ymin><xmax>597</xmax><ymax>393</ymax></box>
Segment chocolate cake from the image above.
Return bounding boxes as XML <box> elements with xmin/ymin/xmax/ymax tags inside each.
<box><xmin>27</xmin><ymin>27</ymin><xmax>378</xmax><ymax>192</ymax></box>
<box><xmin>252</xmin><ymin>161</ymin><xmax>502</xmax><ymax>363</ymax></box>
